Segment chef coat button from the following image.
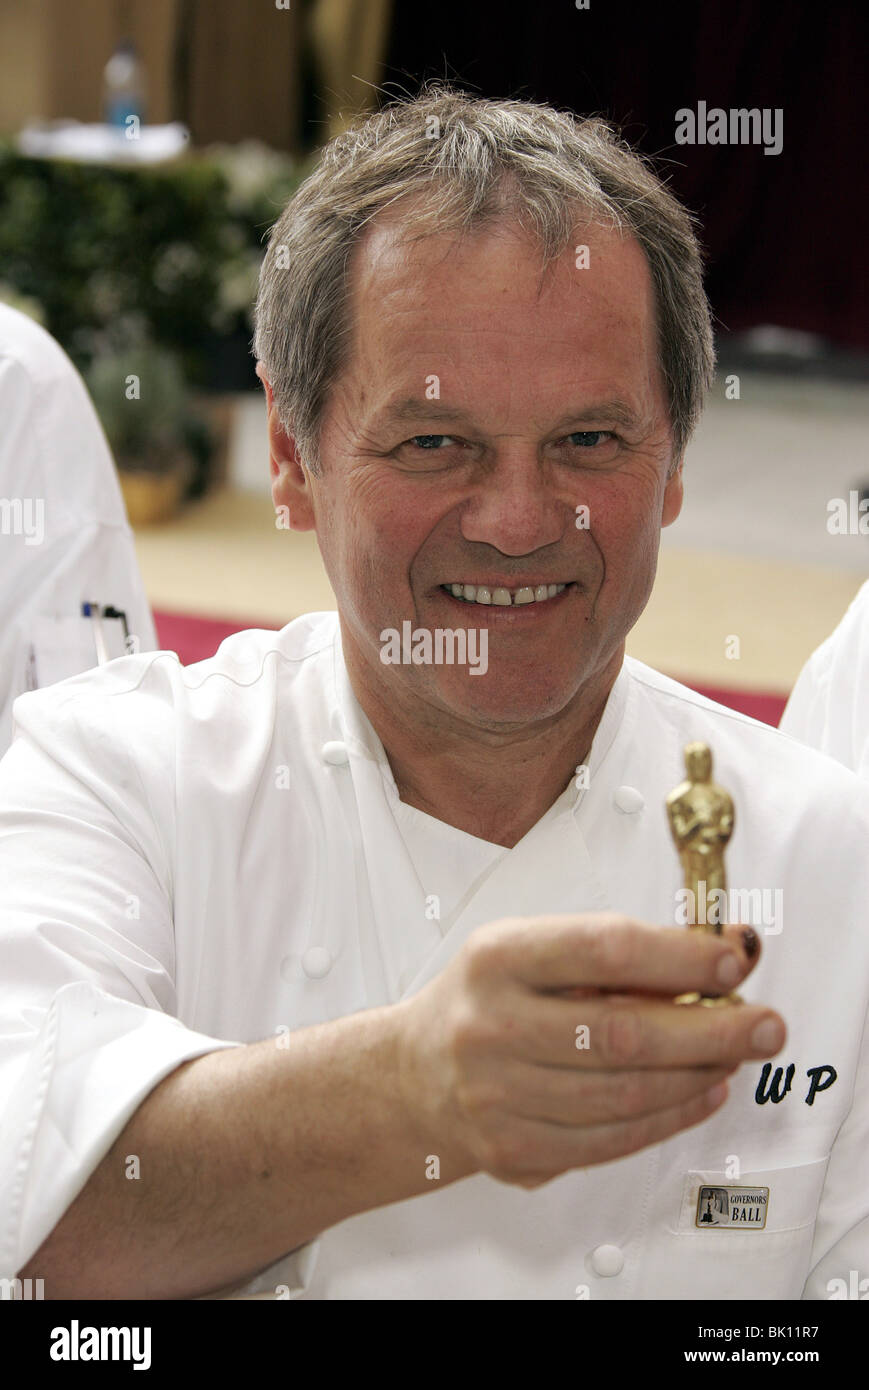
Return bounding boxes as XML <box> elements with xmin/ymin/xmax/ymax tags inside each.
<box><xmin>321</xmin><ymin>740</ymin><xmax>350</xmax><ymax>765</ymax></box>
<box><xmin>302</xmin><ymin>946</ymin><xmax>333</xmax><ymax>978</ymax></box>
<box><xmin>589</xmin><ymin>1244</ymin><xmax>624</xmax><ymax>1277</ymax></box>
<box><xmin>613</xmin><ymin>785</ymin><xmax>644</xmax><ymax>814</ymax></box>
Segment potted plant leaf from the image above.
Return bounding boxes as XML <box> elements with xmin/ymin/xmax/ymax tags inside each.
<box><xmin>86</xmin><ymin>342</ymin><xmax>206</xmax><ymax>525</ymax></box>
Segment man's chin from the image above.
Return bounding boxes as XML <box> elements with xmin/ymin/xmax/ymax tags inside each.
<box><xmin>416</xmin><ymin>667</ymin><xmax>588</xmax><ymax>732</ymax></box>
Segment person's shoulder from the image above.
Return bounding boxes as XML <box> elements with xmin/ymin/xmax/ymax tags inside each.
<box><xmin>181</xmin><ymin>610</ymin><xmax>338</xmax><ymax>687</ymax></box>
<box><xmin>0</xmin><ymin>302</ymin><xmax>76</xmax><ymax>390</ymax></box>
<box><xmin>792</xmin><ymin>581</ymin><xmax>869</xmax><ymax>687</ymax></box>
<box><xmin>821</xmin><ymin>578</ymin><xmax>869</xmax><ymax>645</ymax></box>
<box><xmin>9</xmin><ymin>612</ymin><xmax>340</xmax><ymax>750</ymax></box>
<box><xmin>623</xmin><ymin>654</ymin><xmax>867</xmax><ymax>797</ymax></box>
<box><xmin>624</xmin><ymin>655</ymin><xmax>777</xmax><ymax>737</ymax></box>
<box><xmin>7</xmin><ymin>646</ymin><xmax>183</xmax><ymax>774</ymax></box>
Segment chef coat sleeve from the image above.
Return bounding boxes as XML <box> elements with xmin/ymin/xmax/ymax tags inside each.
<box><xmin>777</xmin><ymin>646</ymin><xmax>832</xmax><ymax>747</ymax></box>
<box><xmin>780</xmin><ymin>580</ymin><xmax>869</xmax><ymax>779</ymax></box>
<box><xmin>0</xmin><ymin>668</ymin><xmax>241</xmax><ymax>1281</ymax></box>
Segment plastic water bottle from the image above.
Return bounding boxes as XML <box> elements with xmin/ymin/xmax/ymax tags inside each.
<box><xmin>102</xmin><ymin>39</ymin><xmax>147</xmax><ymax>130</ymax></box>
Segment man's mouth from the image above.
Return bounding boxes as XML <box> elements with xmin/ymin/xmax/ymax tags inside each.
<box><xmin>439</xmin><ymin>582</ymin><xmax>571</xmax><ymax>608</ymax></box>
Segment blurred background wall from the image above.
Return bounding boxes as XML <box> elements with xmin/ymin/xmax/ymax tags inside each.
<box><xmin>385</xmin><ymin>1</ymin><xmax>867</xmax><ymax>354</ymax></box>
<box><xmin>0</xmin><ymin>0</ymin><xmax>395</xmax><ymax>150</ymax></box>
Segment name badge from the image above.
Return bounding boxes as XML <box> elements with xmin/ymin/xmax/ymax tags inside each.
<box><xmin>695</xmin><ymin>1185</ymin><xmax>769</xmax><ymax>1229</ymax></box>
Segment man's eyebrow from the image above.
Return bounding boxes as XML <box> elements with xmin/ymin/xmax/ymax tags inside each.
<box><xmin>370</xmin><ymin>397</ymin><xmax>642</xmax><ymax>430</ymax></box>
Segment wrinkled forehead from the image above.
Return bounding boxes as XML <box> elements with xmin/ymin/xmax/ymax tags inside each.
<box><xmin>348</xmin><ymin>208</ymin><xmax>656</xmax><ymax>331</ymax></box>
<box><xmin>332</xmin><ymin>209</ymin><xmax>664</xmax><ymax>429</ymax></box>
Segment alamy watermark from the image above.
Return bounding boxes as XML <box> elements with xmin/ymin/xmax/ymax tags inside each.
<box><xmin>0</xmin><ymin>1276</ymin><xmax>44</xmax><ymax>1299</ymax></box>
<box><xmin>827</xmin><ymin>1270</ymin><xmax>869</xmax><ymax>1299</ymax></box>
<box><xmin>675</xmin><ymin>880</ymin><xmax>783</xmax><ymax>935</ymax></box>
<box><xmin>827</xmin><ymin>491</ymin><xmax>869</xmax><ymax>535</ymax></box>
<box><xmin>49</xmin><ymin>1320</ymin><xmax>151</xmax><ymax>1369</ymax></box>
<box><xmin>380</xmin><ymin>622</ymin><xmax>488</xmax><ymax>675</ymax></box>
<box><xmin>0</xmin><ymin>497</ymin><xmax>44</xmax><ymax>545</ymax></box>
<box><xmin>675</xmin><ymin>103</ymin><xmax>783</xmax><ymax>156</ymax></box>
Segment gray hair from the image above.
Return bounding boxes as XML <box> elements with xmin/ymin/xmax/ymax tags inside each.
<box><xmin>253</xmin><ymin>84</ymin><xmax>715</xmax><ymax>475</ymax></box>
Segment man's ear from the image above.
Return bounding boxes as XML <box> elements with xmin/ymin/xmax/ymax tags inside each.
<box><xmin>256</xmin><ymin>362</ymin><xmax>316</xmax><ymax>532</ymax></box>
<box><xmin>255</xmin><ymin>359</ymin><xmax>272</xmax><ymax>405</ymax></box>
<box><xmin>662</xmin><ymin>456</ymin><xmax>684</xmax><ymax>528</ymax></box>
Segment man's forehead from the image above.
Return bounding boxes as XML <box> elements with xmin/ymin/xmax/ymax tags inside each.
<box><xmin>346</xmin><ymin>212</ymin><xmax>656</xmax><ymax>356</ymax></box>
<box><xmin>337</xmin><ymin>212</ymin><xmax>662</xmax><ymax>426</ymax></box>
<box><xmin>353</xmin><ymin>210</ymin><xmax>645</xmax><ymax>295</ymax></box>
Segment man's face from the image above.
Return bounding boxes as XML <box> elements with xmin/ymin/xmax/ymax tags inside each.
<box><xmin>275</xmin><ymin>213</ymin><xmax>683</xmax><ymax>730</ymax></box>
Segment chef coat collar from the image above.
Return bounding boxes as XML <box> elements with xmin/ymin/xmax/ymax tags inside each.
<box><xmin>329</xmin><ymin>622</ymin><xmax>632</xmax><ymax>815</ymax></box>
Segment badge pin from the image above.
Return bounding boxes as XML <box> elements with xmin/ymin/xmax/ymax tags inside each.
<box><xmin>695</xmin><ymin>1185</ymin><xmax>769</xmax><ymax>1229</ymax></box>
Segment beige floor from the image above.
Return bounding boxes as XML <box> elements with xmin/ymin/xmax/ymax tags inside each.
<box><xmin>629</xmin><ymin>550</ymin><xmax>861</xmax><ymax>692</ymax></box>
<box><xmin>131</xmin><ymin>486</ymin><xmax>864</xmax><ymax>697</ymax></box>
<box><xmin>132</xmin><ymin>488</ymin><xmax>337</xmax><ymax>626</ymax></box>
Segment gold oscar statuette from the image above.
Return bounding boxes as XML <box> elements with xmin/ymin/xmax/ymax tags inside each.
<box><xmin>666</xmin><ymin>741</ymin><xmax>741</xmax><ymax>1007</ymax></box>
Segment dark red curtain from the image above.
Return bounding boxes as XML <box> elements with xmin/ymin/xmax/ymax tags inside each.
<box><xmin>383</xmin><ymin>0</ymin><xmax>868</xmax><ymax>349</ymax></box>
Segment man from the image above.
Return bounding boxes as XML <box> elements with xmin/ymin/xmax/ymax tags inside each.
<box><xmin>0</xmin><ymin>301</ymin><xmax>157</xmax><ymax>755</ymax></box>
<box><xmin>779</xmin><ymin>580</ymin><xmax>869</xmax><ymax>777</ymax></box>
<box><xmin>2</xmin><ymin>88</ymin><xmax>868</xmax><ymax>1301</ymax></box>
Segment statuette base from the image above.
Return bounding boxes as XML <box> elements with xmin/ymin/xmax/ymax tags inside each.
<box><xmin>674</xmin><ymin>991</ymin><xmax>742</xmax><ymax>1007</ymax></box>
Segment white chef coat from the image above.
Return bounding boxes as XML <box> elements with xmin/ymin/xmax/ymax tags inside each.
<box><xmin>0</xmin><ymin>302</ymin><xmax>157</xmax><ymax>756</ymax></box>
<box><xmin>1</xmin><ymin>610</ymin><xmax>868</xmax><ymax>1300</ymax></box>
<box><xmin>780</xmin><ymin>579</ymin><xmax>869</xmax><ymax>778</ymax></box>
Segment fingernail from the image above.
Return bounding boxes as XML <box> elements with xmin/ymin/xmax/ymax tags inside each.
<box><xmin>716</xmin><ymin>953</ymin><xmax>742</xmax><ymax>988</ymax></box>
<box><xmin>742</xmin><ymin>928</ymin><xmax>759</xmax><ymax>960</ymax></box>
<box><xmin>751</xmin><ymin>1017</ymin><xmax>784</xmax><ymax>1054</ymax></box>
<box><xmin>705</xmin><ymin>1082</ymin><xmax>727</xmax><ymax>1107</ymax></box>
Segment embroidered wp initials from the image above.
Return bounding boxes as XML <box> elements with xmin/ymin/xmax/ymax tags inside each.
<box><xmin>754</xmin><ymin>1063</ymin><xmax>837</xmax><ymax>1106</ymax></box>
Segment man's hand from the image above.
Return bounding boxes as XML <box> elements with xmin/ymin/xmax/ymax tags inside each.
<box><xmin>394</xmin><ymin>914</ymin><xmax>783</xmax><ymax>1188</ymax></box>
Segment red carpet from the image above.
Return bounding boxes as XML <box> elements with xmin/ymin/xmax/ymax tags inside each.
<box><xmin>665</xmin><ymin>676</ymin><xmax>786</xmax><ymax>729</ymax></box>
<box><xmin>153</xmin><ymin>609</ymin><xmax>279</xmax><ymax>667</ymax></box>
<box><xmin>153</xmin><ymin>610</ymin><xmax>789</xmax><ymax>728</ymax></box>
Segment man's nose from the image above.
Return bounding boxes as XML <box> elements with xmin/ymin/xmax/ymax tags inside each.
<box><xmin>459</xmin><ymin>452</ymin><xmax>572</xmax><ymax>555</ymax></box>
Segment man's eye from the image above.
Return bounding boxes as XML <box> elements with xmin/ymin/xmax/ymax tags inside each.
<box><xmin>566</xmin><ymin>431</ymin><xmax>613</xmax><ymax>447</ymax></box>
<box><xmin>408</xmin><ymin>434</ymin><xmax>456</xmax><ymax>450</ymax></box>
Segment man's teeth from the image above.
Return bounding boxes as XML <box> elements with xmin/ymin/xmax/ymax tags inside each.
<box><xmin>445</xmin><ymin>583</ymin><xmax>567</xmax><ymax>606</ymax></box>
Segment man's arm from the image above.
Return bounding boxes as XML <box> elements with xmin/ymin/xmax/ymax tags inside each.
<box><xmin>20</xmin><ymin>916</ymin><xmax>777</xmax><ymax>1300</ymax></box>
<box><xmin>18</xmin><ymin>1003</ymin><xmax>435</xmax><ymax>1300</ymax></box>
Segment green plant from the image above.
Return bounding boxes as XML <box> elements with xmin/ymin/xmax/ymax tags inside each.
<box><xmin>0</xmin><ymin>139</ymin><xmax>303</xmax><ymax>388</ymax></box>
<box><xmin>0</xmin><ymin>138</ymin><xmax>305</xmax><ymax>486</ymax></box>
<box><xmin>85</xmin><ymin>343</ymin><xmax>198</xmax><ymax>475</ymax></box>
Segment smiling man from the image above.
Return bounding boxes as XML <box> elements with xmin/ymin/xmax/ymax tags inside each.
<box><xmin>3</xmin><ymin>88</ymin><xmax>869</xmax><ymax>1302</ymax></box>
<box><xmin>264</xmin><ymin>210</ymin><xmax>682</xmax><ymax>846</ymax></box>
